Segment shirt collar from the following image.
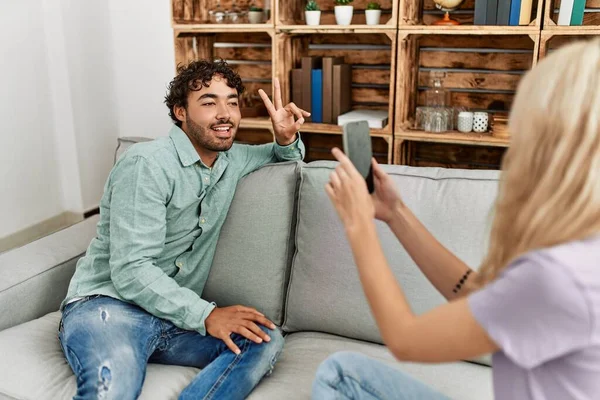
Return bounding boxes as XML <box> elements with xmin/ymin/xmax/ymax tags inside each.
<box><xmin>169</xmin><ymin>125</ymin><xmax>200</xmax><ymax>167</ymax></box>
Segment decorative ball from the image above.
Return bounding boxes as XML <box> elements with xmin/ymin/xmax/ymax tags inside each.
<box><xmin>433</xmin><ymin>0</ymin><xmax>465</xmax><ymax>12</ymax></box>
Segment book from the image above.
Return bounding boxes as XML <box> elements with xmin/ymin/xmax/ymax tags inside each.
<box><xmin>509</xmin><ymin>0</ymin><xmax>522</xmax><ymax>25</ymax></box>
<box><xmin>558</xmin><ymin>0</ymin><xmax>575</xmax><ymax>25</ymax></box>
<box><xmin>311</xmin><ymin>69</ymin><xmax>323</xmax><ymax>123</ymax></box>
<box><xmin>474</xmin><ymin>0</ymin><xmax>488</xmax><ymax>25</ymax></box>
<box><xmin>291</xmin><ymin>69</ymin><xmax>303</xmax><ymax>112</ymax></box>
<box><xmin>332</xmin><ymin>64</ymin><xmax>352</xmax><ymax>123</ymax></box>
<box><xmin>322</xmin><ymin>56</ymin><xmax>344</xmax><ymax>124</ymax></box>
<box><xmin>338</xmin><ymin>109</ymin><xmax>389</xmax><ymax>129</ymax></box>
<box><xmin>301</xmin><ymin>56</ymin><xmax>322</xmax><ymax>122</ymax></box>
<box><xmin>518</xmin><ymin>0</ymin><xmax>533</xmax><ymax>25</ymax></box>
<box><xmin>570</xmin><ymin>0</ymin><xmax>586</xmax><ymax>25</ymax></box>
<box><xmin>497</xmin><ymin>0</ymin><xmax>512</xmax><ymax>25</ymax></box>
<box><xmin>487</xmin><ymin>0</ymin><xmax>499</xmax><ymax>24</ymax></box>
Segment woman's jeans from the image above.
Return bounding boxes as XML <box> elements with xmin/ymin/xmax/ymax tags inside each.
<box><xmin>312</xmin><ymin>351</ymin><xmax>451</xmax><ymax>400</ymax></box>
<box><xmin>59</xmin><ymin>295</ymin><xmax>283</xmax><ymax>400</ymax></box>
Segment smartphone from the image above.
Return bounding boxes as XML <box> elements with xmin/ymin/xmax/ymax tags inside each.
<box><xmin>342</xmin><ymin>120</ymin><xmax>375</xmax><ymax>193</ymax></box>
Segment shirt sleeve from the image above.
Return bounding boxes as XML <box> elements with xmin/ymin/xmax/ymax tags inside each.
<box><xmin>468</xmin><ymin>254</ymin><xmax>592</xmax><ymax>369</ymax></box>
<box><xmin>233</xmin><ymin>134</ymin><xmax>305</xmax><ymax>177</ymax></box>
<box><xmin>108</xmin><ymin>155</ymin><xmax>216</xmax><ymax>335</ymax></box>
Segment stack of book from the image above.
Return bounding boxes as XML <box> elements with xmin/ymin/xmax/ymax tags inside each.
<box><xmin>557</xmin><ymin>0</ymin><xmax>587</xmax><ymax>26</ymax></box>
<box><xmin>490</xmin><ymin>113</ymin><xmax>510</xmax><ymax>139</ymax></box>
<box><xmin>474</xmin><ymin>0</ymin><xmax>534</xmax><ymax>25</ymax></box>
<box><xmin>290</xmin><ymin>56</ymin><xmax>389</xmax><ymax>129</ymax></box>
<box><xmin>291</xmin><ymin>56</ymin><xmax>353</xmax><ymax>125</ymax></box>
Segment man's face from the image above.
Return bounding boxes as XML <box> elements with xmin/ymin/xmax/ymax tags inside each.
<box><xmin>178</xmin><ymin>75</ymin><xmax>241</xmax><ymax>153</ymax></box>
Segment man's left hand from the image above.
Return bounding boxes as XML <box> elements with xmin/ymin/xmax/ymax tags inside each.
<box><xmin>259</xmin><ymin>78</ymin><xmax>310</xmax><ymax>146</ymax></box>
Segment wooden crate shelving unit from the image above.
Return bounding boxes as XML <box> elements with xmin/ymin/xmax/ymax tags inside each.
<box><xmin>171</xmin><ymin>0</ymin><xmax>597</xmax><ymax>168</ymax></box>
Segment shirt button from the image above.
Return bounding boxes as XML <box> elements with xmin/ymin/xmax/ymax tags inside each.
<box><xmin>204</xmin><ymin>177</ymin><xmax>209</xmax><ymax>182</ymax></box>
<box><xmin>176</xmin><ymin>261</ymin><xmax>183</xmax><ymax>268</ymax></box>
<box><xmin>200</xmin><ymin>218</ymin><xmax>206</xmax><ymax>224</ymax></box>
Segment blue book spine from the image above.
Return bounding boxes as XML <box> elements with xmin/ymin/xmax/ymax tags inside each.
<box><xmin>509</xmin><ymin>0</ymin><xmax>522</xmax><ymax>25</ymax></box>
<box><xmin>311</xmin><ymin>69</ymin><xmax>323</xmax><ymax>123</ymax></box>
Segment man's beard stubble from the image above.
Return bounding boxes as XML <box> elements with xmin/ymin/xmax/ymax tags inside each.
<box><xmin>185</xmin><ymin>115</ymin><xmax>236</xmax><ymax>152</ymax></box>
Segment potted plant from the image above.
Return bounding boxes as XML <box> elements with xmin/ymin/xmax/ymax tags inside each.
<box><xmin>334</xmin><ymin>0</ymin><xmax>354</xmax><ymax>25</ymax></box>
<box><xmin>305</xmin><ymin>1</ymin><xmax>321</xmax><ymax>26</ymax></box>
<box><xmin>248</xmin><ymin>5</ymin><xmax>264</xmax><ymax>24</ymax></box>
<box><xmin>365</xmin><ymin>1</ymin><xmax>381</xmax><ymax>25</ymax></box>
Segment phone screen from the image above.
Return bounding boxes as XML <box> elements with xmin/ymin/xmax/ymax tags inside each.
<box><xmin>342</xmin><ymin>121</ymin><xmax>375</xmax><ymax>193</ymax></box>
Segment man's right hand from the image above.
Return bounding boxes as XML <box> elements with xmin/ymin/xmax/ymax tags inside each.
<box><xmin>205</xmin><ymin>305</ymin><xmax>277</xmax><ymax>355</ymax></box>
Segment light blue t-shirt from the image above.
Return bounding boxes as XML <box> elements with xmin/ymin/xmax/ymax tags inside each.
<box><xmin>469</xmin><ymin>234</ymin><xmax>600</xmax><ymax>400</ymax></box>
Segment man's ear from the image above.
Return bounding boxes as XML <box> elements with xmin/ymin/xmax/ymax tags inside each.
<box><xmin>174</xmin><ymin>105</ymin><xmax>186</xmax><ymax>123</ymax></box>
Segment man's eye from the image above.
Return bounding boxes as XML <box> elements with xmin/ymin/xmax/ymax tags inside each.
<box><xmin>229</xmin><ymin>102</ymin><xmax>239</xmax><ymax>107</ymax></box>
<box><xmin>203</xmin><ymin>103</ymin><xmax>216</xmax><ymax>106</ymax></box>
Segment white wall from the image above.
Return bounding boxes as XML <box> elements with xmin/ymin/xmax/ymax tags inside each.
<box><xmin>0</xmin><ymin>1</ymin><xmax>67</xmax><ymax>238</ymax></box>
<box><xmin>108</xmin><ymin>0</ymin><xmax>175</xmax><ymax>140</ymax></box>
<box><xmin>0</xmin><ymin>0</ymin><xmax>176</xmax><ymax>238</ymax></box>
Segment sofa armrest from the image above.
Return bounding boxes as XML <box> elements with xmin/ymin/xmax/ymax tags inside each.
<box><xmin>0</xmin><ymin>215</ymin><xmax>99</xmax><ymax>332</ymax></box>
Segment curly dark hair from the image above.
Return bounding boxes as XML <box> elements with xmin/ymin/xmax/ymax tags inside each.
<box><xmin>165</xmin><ymin>59</ymin><xmax>245</xmax><ymax>126</ymax></box>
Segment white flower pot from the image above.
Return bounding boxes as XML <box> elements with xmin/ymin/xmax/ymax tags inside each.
<box><xmin>365</xmin><ymin>9</ymin><xmax>381</xmax><ymax>25</ymax></box>
<box><xmin>248</xmin><ymin>11</ymin><xmax>263</xmax><ymax>24</ymax></box>
<box><xmin>305</xmin><ymin>10</ymin><xmax>321</xmax><ymax>26</ymax></box>
<box><xmin>334</xmin><ymin>5</ymin><xmax>353</xmax><ymax>25</ymax></box>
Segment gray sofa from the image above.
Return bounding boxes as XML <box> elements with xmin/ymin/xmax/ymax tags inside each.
<box><xmin>0</xmin><ymin>138</ymin><xmax>500</xmax><ymax>399</ymax></box>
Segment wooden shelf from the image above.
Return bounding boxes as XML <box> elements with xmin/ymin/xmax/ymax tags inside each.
<box><xmin>277</xmin><ymin>25</ymin><xmax>397</xmax><ymax>34</ymax></box>
<box><xmin>396</xmin><ymin>130</ymin><xmax>509</xmax><ymax>147</ymax></box>
<box><xmin>173</xmin><ymin>23</ymin><xmax>275</xmax><ymax>33</ymax></box>
<box><xmin>397</xmin><ymin>25</ymin><xmax>539</xmax><ymax>35</ymax></box>
<box><xmin>168</xmin><ymin>0</ymin><xmax>593</xmax><ymax>169</ymax></box>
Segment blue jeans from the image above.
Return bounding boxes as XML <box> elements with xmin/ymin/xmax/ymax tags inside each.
<box><xmin>312</xmin><ymin>352</ymin><xmax>450</xmax><ymax>400</ymax></box>
<box><xmin>58</xmin><ymin>295</ymin><xmax>284</xmax><ymax>400</ymax></box>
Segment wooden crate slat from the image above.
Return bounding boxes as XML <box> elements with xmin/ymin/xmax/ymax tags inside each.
<box><xmin>417</xmin><ymin>90</ymin><xmax>514</xmax><ymax>111</ymax></box>
<box><xmin>410</xmin><ymin>142</ymin><xmax>506</xmax><ymax>169</ymax></box>
<box><xmin>215</xmin><ymin>47</ymin><xmax>273</xmax><ymax>61</ymax></box>
<box><xmin>243</xmin><ymin>81</ymin><xmax>272</xmax><ymax>95</ymax></box>
<box><xmin>419</xmin><ymin>51</ymin><xmax>532</xmax><ymax>71</ymax></box>
<box><xmin>352</xmin><ymin>68</ymin><xmax>390</xmax><ymax>85</ymax></box>
<box><xmin>311</xmin><ymin>34</ymin><xmax>392</xmax><ymax>46</ymax></box>
<box><xmin>231</xmin><ymin>64</ymin><xmax>272</xmax><ymax>80</ymax></box>
<box><xmin>303</xmin><ymin>133</ymin><xmax>390</xmax><ymax>163</ymax></box>
<box><xmin>235</xmin><ymin>128</ymin><xmax>274</xmax><ymax>145</ymax></box>
<box><xmin>418</xmin><ymin>35</ymin><xmax>535</xmax><ymax>50</ymax></box>
<box><xmin>307</xmin><ymin>49</ymin><xmax>391</xmax><ymax>65</ymax></box>
<box><xmin>419</xmin><ymin>70</ymin><xmax>522</xmax><ymax>91</ymax></box>
<box><xmin>215</xmin><ymin>33</ymin><xmax>272</xmax><ymax>44</ymax></box>
<box><xmin>352</xmin><ymin>87</ymin><xmax>390</xmax><ymax>104</ymax></box>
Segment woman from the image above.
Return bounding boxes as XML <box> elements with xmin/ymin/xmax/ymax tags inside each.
<box><xmin>313</xmin><ymin>39</ymin><xmax>600</xmax><ymax>400</ymax></box>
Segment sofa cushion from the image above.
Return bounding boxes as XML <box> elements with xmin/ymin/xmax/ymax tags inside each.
<box><xmin>202</xmin><ymin>162</ymin><xmax>302</xmax><ymax>325</ymax></box>
<box><xmin>284</xmin><ymin>162</ymin><xmax>500</xmax><ymax>343</ymax></box>
<box><xmin>248</xmin><ymin>331</ymin><xmax>493</xmax><ymax>400</ymax></box>
<box><xmin>0</xmin><ymin>314</ymin><xmax>491</xmax><ymax>400</ymax></box>
<box><xmin>114</xmin><ymin>136</ymin><xmax>153</xmax><ymax>163</ymax></box>
<box><xmin>0</xmin><ymin>312</ymin><xmax>199</xmax><ymax>400</ymax></box>
<box><xmin>0</xmin><ymin>216</ymin><xmax>100</xmax><ymax>332</ymax></box>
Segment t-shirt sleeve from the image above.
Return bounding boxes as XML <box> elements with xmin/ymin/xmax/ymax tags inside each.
<box><xmin>468</xmin><ymin>254</ymin><xmax>592</xmax><ymax>369</ymax></box>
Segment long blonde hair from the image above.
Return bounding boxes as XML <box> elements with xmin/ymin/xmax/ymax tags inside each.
<box><xmin>476</xmin><ymin>38</ymin><xmax>600</xmax><ymax>286</ymax></box>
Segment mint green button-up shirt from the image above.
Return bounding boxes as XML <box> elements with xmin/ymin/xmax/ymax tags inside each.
<box><xmin>63</xmin><ymin>125</ymin><xmax>304</xmax><ymax>335</ymax></box>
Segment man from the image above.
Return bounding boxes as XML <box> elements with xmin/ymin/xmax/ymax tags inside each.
<box><xmin>58</xmin><ymin>60</ymin><xmax>309</xmax><ymax>399</ymax></box>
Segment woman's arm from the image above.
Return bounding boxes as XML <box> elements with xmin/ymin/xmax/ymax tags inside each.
<box><xmin>325</xmin><ymin>148</ymin><xmax>497</xmax><ymax>363</ymax></box>
<box><xmin>388</xmin><ymin>203</ymin><xmax>478</xmax><ymax>300</ymax></box>
<box><xmin>369</xmin><ymin>159</ymin><xmax>477</xmax><ymax>300</ymax></box>
<box><xmin>346</xmin><ymin>220</ymin><xmax>497</xmax><ymax>363</ymax></box>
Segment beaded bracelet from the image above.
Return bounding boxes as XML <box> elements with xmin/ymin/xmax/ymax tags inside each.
<box><xmin>453</xmin><ymin>269</ymin><xmax>473</xmax><ymax>294</ymax></box>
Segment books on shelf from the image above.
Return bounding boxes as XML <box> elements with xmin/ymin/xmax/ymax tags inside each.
<box><xmin>338</xmin><ymin>109</ymin><xmax>389</xmax><ymax>129</ymax></box>
<box><xmin>475</xmin><ymin>0</ymin><xmax>533</xmax><ymax>25</ymax></box>
<box><xmin>558</xmin><ymin>0</ymin><xmax>586</xmax><ymax>26</ymax></box>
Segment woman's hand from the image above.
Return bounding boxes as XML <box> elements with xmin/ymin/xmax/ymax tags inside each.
<box><xmin>371</xmin><ymin>159</ymin><xmax>404</xmax><ymax>224</ymax></box>
<box><xmin>325</xmin><ymin>148</ymin><xmax>375</xmax><ymax>232</ymax></box>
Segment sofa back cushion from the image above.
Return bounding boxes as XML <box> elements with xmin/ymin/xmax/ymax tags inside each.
<box><xmin>202</xmin><ymin>162</ymin><xmax>302</xmax><ymax>326</ymax></box>
<box><xmin>284</xmin><ymin>162</ymin><xmax>500</xmax><ymax>344</ymax></box>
